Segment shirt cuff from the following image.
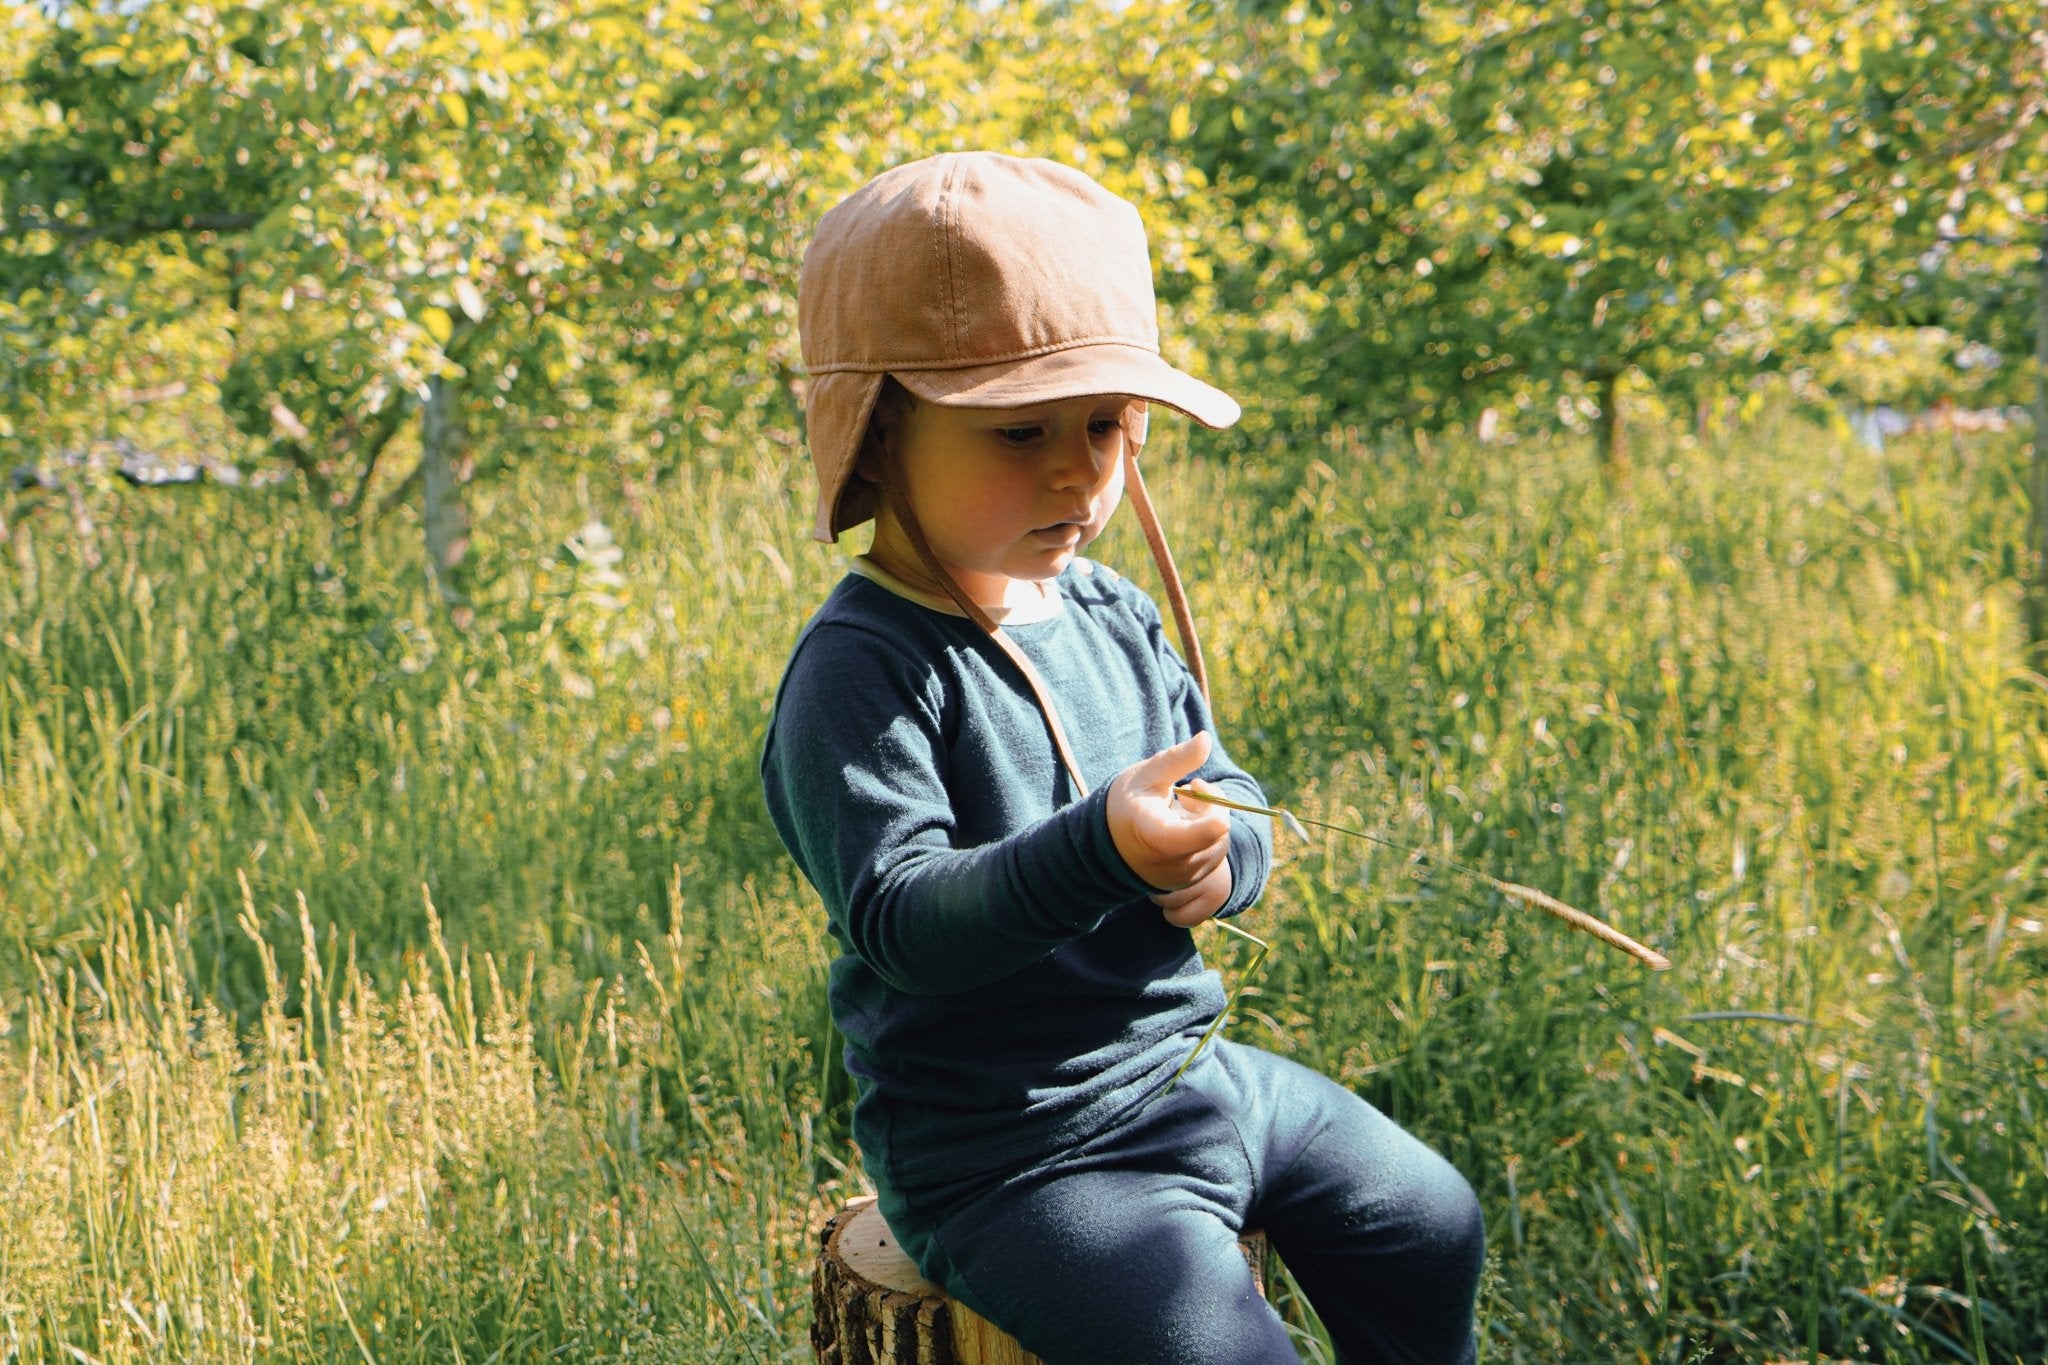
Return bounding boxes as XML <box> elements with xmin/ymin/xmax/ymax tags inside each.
<box><xmin>1011</xmin><ymin>782</ymin><xmax>1163</xmax><ymax>936</ymax></box>
<box><xmin>1215</xmin><ymin>812</ymin><xmax>1272</xmax><ymax>919</ymax></box>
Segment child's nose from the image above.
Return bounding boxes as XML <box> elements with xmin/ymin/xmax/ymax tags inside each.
<box><xmin>1049</xmin><ymin>426</ymin><xmax>1115</xmax><ymax>491</ymax></box>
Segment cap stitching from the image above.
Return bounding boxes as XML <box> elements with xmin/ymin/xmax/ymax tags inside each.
<box><xmin>938</xmin><ymin>156</ymin><xmax>962</xmax><ymax>358</ymax></box>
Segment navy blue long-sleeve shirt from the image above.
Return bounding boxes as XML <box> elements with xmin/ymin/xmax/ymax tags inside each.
<box><xmin>760</xmin><ymin>555</ymin><xmax>1273</xmax><ymax>1195</ymax></box>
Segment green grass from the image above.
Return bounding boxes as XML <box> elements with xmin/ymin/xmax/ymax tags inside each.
<box><xmin>2</xmin><ymin>416</ymin><xmax>2044</xmax><ymax>1361</ymax></box>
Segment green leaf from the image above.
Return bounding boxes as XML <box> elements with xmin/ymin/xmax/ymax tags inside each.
<box><xmin>421</xmin><ymin>306</ymin><xmax>454</xmax><ymax>345</ymax></box>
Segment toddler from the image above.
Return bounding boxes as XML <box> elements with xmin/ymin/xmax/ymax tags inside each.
<box><xmin>761</xmin><ymin>151</ymin><xmax>1484</xmax><ymax>1364</ymax></box>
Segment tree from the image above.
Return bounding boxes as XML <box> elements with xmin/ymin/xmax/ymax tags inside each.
<box><xmin>6</xmin><ymin>0</ymin><xmax>664</xmax><ymax>604</ymax></box>
<box><xmin>1145</xmin><ymin>0</ymin><xmax>1864</xmax><ymax>466</ymax></box>
<box><xmin>1758</xmin><ymin>0</ymin><xmax>2048</xmax><ymax>643</ymax></box>
<box><xmin>2</xmin><ymin>0</ymin><xmax>1243</xmax><ymax>597</ymax></box>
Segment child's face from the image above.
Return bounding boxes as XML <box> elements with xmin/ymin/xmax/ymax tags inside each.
<box><xmin>870</xmin><ymin>394</ymin><xmax>1136</xmax><ymax>605</ymax></box>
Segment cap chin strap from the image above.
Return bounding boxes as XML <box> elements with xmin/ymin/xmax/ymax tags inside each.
<box><xmin>1118</xmin><ymin>405</ymin><xmax>1210</xmax><ymax>708</ymax></box>
<box><xmin>876</xmin><ymin>407</ymin><xmax>1210</xmax><ymax>803</ymax></box>
<box><xmin>878</xmin><ymin>469</ymin><xmax>1097</xmax><ymax>798</ymax></box>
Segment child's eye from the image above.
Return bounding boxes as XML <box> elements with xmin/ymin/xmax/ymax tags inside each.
<box><xmin>994</xmin><ymin>426</ymin><xmax>1042</xmax><ymax>446</ymax></box>
<box><xmin>1088</xmin><ymin>418</ymin><xmax>1122</xmax><ymax>438</ymax></box>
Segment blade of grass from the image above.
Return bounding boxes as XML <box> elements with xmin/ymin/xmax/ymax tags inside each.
<box><xmin>652</xmin><ymin>1161</ymin><xmax>766</xmax><ymax>1365</ymax></box>
<box><xmin>1176</xmin><ymin>785</ymin><xmax>1671</xmax><ymax>969</ymax></box>
<box><xmin>1164</xmin><ymin>917</ymin><xmax>1272</xmax><ymax>1096</ymax></box>
<box><xmin>328</xmin><ymin>1272</ymin><xmax>381</xmax><ymax>1365</ymax></box>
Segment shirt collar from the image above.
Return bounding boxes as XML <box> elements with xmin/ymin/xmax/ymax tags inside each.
<box><xmin>847</xmin><ymin>555</ymin><xmax>1066</xmax><ymax>625</ymax></box>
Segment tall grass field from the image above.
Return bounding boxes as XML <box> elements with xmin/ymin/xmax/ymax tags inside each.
<box><xmin>3</xmin><ymin>417</ymin><xmax>2045</xmax><ymax>1362</ymax></box>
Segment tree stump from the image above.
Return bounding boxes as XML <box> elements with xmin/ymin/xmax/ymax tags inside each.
<box><xmin>810</xmin><ymin>1195</ymin><xmax>1268</xmax><ymax>1365</ymax></box>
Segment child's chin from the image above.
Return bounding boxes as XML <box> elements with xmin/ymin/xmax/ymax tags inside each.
<box><xmin>1017</xmin><ymin>550</ymin><xmax>1074</xmax><ymax>577</ymax></box>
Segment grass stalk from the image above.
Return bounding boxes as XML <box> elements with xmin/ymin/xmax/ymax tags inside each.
<box><xmin>4</xmin><ymin>418</ymin><xmax>2044</xmax><ymax>1359</ymax></box>
<box><xmin>1163</xmin><ymin>916</ymin><xmax>1273</xmax><ymax>1094</ymax></box>
<box><xmin>1176</xmin><ymin>786</ymin><xmax>1670</xmax><ymax>969</ymax></box>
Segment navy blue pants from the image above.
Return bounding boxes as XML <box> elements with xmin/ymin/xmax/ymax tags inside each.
<box><xmin>888</xmin><ymin>1039</ymin><xmax>1485</xmax><ymax>1364</ymax></box>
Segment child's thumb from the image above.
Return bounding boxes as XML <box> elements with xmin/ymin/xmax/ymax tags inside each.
<box><xmin>1137</xmin><ymin>730</ymin><xmax>1211</xmax><ymax>792</ymax></box>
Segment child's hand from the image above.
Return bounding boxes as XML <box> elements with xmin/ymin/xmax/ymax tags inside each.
<box><xmin>1149</xmin><ymin>855</ymin><xmax>1234</xmax><ymax>927</ymax></box>
<box><xmin>1107</xmin><ymin>732</ymin><xmax>1232</xmax><ymax>909</ymax></box>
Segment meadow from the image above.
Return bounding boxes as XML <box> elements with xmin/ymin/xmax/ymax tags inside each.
<box><xmin>3</xmin><ymin>414</ymin><xmax>2045</xmax><ymax>1363</ymax></box>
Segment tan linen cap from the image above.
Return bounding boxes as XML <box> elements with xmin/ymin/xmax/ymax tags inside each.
<box><xmin>797</xmin><ymin>151</ymin><xmax>1241</xmax><ymax>542</ymax></box>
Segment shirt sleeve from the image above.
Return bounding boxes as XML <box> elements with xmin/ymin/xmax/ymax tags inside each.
<box><xmin>761</xmin><ymin>621</ymin><xmax>1160</xmax><ymax>996</ymax></box>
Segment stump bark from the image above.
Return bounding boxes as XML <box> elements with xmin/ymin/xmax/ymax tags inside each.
<box><xmin>810</xmin><ymin>1195</ymin><xmax>1267</xmax><ymax>1365</ymax></box>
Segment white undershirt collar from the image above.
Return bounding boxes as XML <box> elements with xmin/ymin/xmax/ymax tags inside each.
<box><xmin>848</xmin><ymin>555</ymin><xmax>1067</xmax><ymax>625</ymax></box>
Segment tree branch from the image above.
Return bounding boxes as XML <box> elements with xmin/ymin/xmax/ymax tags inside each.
<box><xmin>108</xmin><ymin>381</ymin><xmax>191</xmax><ymax>404</ymax></box>
<box><xmin>4</xmin><ymin>211</ymin><xmax>262</xmax><ymax>248</ymax></box>
<box><xmin>270</xmin><ymin>436</ymin><xmax>334</xmax><ymax>504</ymax></box>
<box><xmin>1936</xmin><ymin>232</ymin><xmax>2023</xmax><ymax>249</ymax></box>
<box><xmin>373</xmin><ymin>459</ymin><xmax>424</xmax><ymax>522</ymax></box>
<box><xmin>343</xmin><ymin>399</ymin><xmax>415</xmax><ymax>518</ymax></box>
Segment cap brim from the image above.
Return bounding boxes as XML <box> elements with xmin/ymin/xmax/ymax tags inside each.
<box><xmin>894</xmin><ymin>343</ymin><xmax>1240</xmax><ymax>429</ymax></box>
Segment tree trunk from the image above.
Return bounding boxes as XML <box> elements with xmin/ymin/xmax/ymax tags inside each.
<box><xmin>420</xmin><ymin>373</ymin><xmax>472</xmax><ymax>613</ymax></box>
<box><xmin>2028</xmin><ymin>225</ymin><xmax>2048</xmax><ymax>658</ymax></box>
<box><xmin>812</xmin><ymin>1198</ymin><xmax>1013</xmax><ymax>1365</ymax></box>
<box><xmin>1592</xmin><ymin>370</ymin><xmax>1627</xmax><ymax>474</ymax></box>
<box><xmin>811</xmin><ymin>1197</ymin><xmax>1267</xmax><ymax>1365</ymax></box>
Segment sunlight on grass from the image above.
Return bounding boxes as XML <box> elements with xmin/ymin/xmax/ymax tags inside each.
<box><xmin>3</xmin><ymin>418</ymin><xmax>2044</xmax><ymax>1360</ymax></box>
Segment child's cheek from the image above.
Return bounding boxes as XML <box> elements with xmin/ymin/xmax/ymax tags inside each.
<box><xmin>1082</xmin><ymin>488</ymin><xmax>1123</xmax><ymax>545</ymax></box>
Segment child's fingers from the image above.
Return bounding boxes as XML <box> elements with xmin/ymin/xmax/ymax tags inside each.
<box><xmin>1133</xmin><ymin>784</ymin><xmax>1230</xmax><ymax>854</ymax></box>
<box><xmin>1146</xmin><ymin>839</ymin><xmax>1220</xmax><ymax>892</ymax></box>
<box><xmin>1109</xmin><ymin>732</ymin><xmax>1231</xmax><ymax>888</ymax></box>
<box><xmin>1134</xmin><ymin>739</ymin><xmax>1229</xmax><ymax>836</ymax></box>
<box><xmin>1124</xmin><ymin>805</ymin><xmax>1230</xmax><ymax>888</ymax></box>
<box><xmin>1159</xmin><ymin>896</ymin><xmax>1222</xmax><ymax>929</ymax></box>
<box><xmin>1150</xmin><ymin>853</ymin><xmax>1225</xmax><ymax>909</ymax></box>
<box><xmin>1127</xmin><ymin>730</ymin><xmax>1211</xmax><ymax>798</ymax></box>
<box><xmin>1152</xmin><ymin>858</ymin><xmax>1232</xmax><ymax>927</ymax></box>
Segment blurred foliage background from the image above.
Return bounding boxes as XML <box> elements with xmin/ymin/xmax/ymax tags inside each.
<box><xmin>5</xmin><ymin>2</ymin><xmax>2048</xmax><ymax>1362</ymax></box>
<box><xmin>4</xmin><ymin>0</ymin><xmax>2043</xmax><ymax>514</ymax></box>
